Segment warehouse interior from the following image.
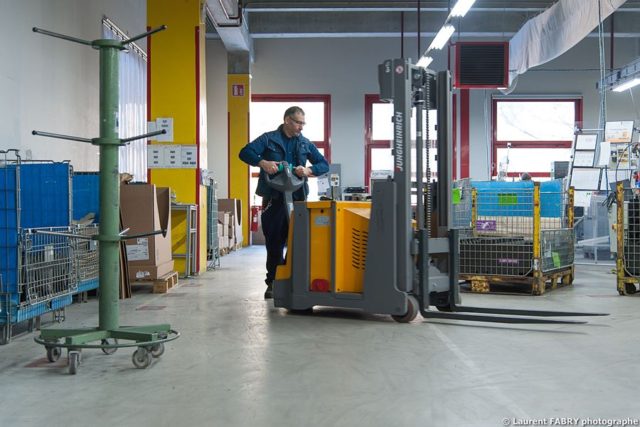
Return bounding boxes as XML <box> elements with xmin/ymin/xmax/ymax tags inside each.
<box><xmin>1</xmin><ymin>0</ymin><xmax>640</xmax><ymax>426</ymax></box>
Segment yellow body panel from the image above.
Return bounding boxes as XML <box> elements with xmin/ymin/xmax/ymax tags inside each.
<box><xmin>334</xmin><ymin>204</ymin><xmax>371</xmax><ymax>293</ymax></box>
<box><xmin>308</xmin><ymin>205</ymin><xmax>333</xmax><ymax>289</ymax></box>
<box><xmin>228</xmin><ymin>74</ymin><xmax>251</xmax><ymax>246</ymax></box>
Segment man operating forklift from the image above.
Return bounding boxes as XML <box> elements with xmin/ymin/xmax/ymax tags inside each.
<box><xmin>239</xmin><ymin>106</ymin><xmax>329</xmax><ymax>299</ymax></box>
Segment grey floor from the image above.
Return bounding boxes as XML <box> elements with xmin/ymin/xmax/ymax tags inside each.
<box><xmin>1</xmin><ymin>246</ymin><xmax>639</xmax><ymax>427</ymax></box>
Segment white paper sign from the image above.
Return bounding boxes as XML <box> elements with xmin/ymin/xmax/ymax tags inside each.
<box><xmin>156</xmin><ymin>117</ymin><xmax>174</xmax><ymax>142</ymax></box>
<box><xmin>126</xmin><ymin>238</ymin><xmax>149</xmax><ymax>261</ymax></box>
<box><xmin>180</xmin><ymin>146</ymin><xmax>197</xmax><ymax>168</ymax></box>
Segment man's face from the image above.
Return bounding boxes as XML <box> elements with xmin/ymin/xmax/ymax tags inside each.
<box><xmin>284</xmin><ymin>112</ymin><xmax>306</xmax><ymax>137</ymax></box>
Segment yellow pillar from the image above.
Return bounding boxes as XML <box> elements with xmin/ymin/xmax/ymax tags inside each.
<box><xmin>228</xmin><ymin>71</ymin><xmax>250</xmax><ymax>246</ymax></box>
<box><xmin>148</xmin><ymin>0</ymin><xmax>208</xmax><ymax>274</ymax></box>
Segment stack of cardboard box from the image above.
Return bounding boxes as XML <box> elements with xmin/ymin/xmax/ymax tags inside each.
<box><xmin>121</xmin><ymin>183</ymin><xmax>174</xmax><ymax>280</ymax></box>
<box><xmin>218</xmin><ymin>198</ymin><xmax>243</xmax><ymax>253</ymax></box>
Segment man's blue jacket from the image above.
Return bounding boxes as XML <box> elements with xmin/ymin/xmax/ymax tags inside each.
<box><xmin>239</xmin><ymin>125</ymin><xmax>329</xmax><ymax>201</ymax></box>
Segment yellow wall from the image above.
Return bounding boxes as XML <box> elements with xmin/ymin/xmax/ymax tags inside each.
<box><xmin>227</xmin><ymin>74</ymin><xmax>251</xmax><ymax>246</ymax></box>
<box><xmin>148</xmin><ymin>0</ymin><xmax>208</xmax><ymax>273</ymax></box>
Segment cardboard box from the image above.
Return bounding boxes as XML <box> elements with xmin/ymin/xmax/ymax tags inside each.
<box><xmin>217</xmin><ymin>223</ymin><xmax>223</xmax><ymax>238</ymax></box>
<box><xmin>129</xmin><ymin>259</ymin><xmax>175</xmax><ymax>281</ymax></box>
<box><xmin>219</xmin><ymin>198</ymin><xmax>243</xmax><ymax>246</ymax></box>
<box><xmin>121</xmin><ymin>184</ymin><xmax>173</xmax><ymax>267</ymax></box>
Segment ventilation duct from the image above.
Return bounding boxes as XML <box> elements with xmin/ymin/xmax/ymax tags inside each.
<box><xmin>506</xmin><ymin>0</ymin><xmax>627</xmax><ymax>92</ymax></box>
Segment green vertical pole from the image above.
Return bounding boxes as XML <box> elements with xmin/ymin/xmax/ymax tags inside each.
<box><xmin>97</xmin><ymin>41</ymin><xmax>122</xmax><ymax>331</ymax></box>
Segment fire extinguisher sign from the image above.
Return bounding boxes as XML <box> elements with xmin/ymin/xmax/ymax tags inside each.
<box><xmin>232</xmin><ymin>84</ymin><xmax>245</xmax><ymax>97</ymax></box>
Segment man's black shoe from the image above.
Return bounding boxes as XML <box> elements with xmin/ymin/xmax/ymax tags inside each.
<box><xmin>264</xmin><ymin>282</ymin><xmax>273</xmax><ymax>299</ymax></box>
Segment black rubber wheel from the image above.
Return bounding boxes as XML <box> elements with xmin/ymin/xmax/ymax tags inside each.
<box><xmin>150</xmin><ymin>342</ymin><xmax>165</xmax><ymax>358</ymax></box>
<box><xmin>68</xmin><ymin>351</ymin><xmax>80</xmax><ymax>375</ymax></box>
<box><xmin>625</xmin><ymin>283</ymin><xmax>637</xmax><ymax>295</ymax></box>
<box><xmin>392</xmin><ymin>295</ymin><xmax>419</xmax><ymax>323</ymax></box>
<box><xmin>132</xmin><ymin>347</ymin><xmax>152</xmax><ymax>369</ymax></box>
<box><xmin>46</xmin><ymin>346</ymin><xmax>61</xmax><ymax>362</ymax></box>
<box><xmin>101</xmin><ymin>338</ymin><xmax>119</xmax><ymax>355</ymax></box>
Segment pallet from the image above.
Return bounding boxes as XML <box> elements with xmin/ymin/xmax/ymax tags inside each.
<box><xmin>131</xmin><ymin>271</ymin><xmax>179</xmax><ymax>294</ymax></box>
<box><xmin>461</xmin><ymin>266</ymin><xmax>574</xmax><ymax>296</ymax></box>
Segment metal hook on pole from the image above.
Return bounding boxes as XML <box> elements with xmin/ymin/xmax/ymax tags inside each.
<box><xmin>32</xmin><ymin>27</ymin><xmax>92</xmax><ymax>46</ymax></box>
<box><xmin>31</xmin><ymin>130</ymin><xmax>92</xmax><ymax>144</ymax></box>
<box><xmin>122</xmin><ymin>25</ymin><xmax>167</xmax><ymax>45</ymax></box>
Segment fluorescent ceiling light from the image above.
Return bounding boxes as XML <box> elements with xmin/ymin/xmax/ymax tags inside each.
<box><xmin>428</xmin><ymin>24</ymin><xmax>455</xmax><ymax>50</ymax></box>
<box><xmin>450</xmin><ymin>0</ymin><xmax>476</xmax><ymax>17</ymax></box>
<box><xmin>612</xmin><ymin>78</ymin><xmax>640</xmax><ymax>92</ymax></box>
<box><xmin>416</xmin><ymin>56</ymin><xmax>433</xmax><ymax>68</ymax></box>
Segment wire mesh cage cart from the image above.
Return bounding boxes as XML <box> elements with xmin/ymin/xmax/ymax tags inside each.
<box><xmin>615</xmin><ymin>182</ymin><xmax>640</xmax><ymax>295</ymax></box>
<box><xmin>0</xmin><ymin>150</ymin><xmax>74</xmax><ymax>344</ymax></box>
<box><xmin>205</xmin><ymin>178</ymin><xmax>220</xmax><ymax>270</ymax></box>
<box><xmin>457</xmin><ymin>180</ymin><xmax>575</xmax><ymax>295</ymax></box>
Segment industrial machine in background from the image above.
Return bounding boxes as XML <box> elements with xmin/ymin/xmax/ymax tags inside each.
<box><xmin>272</xmin><ymin>58</ymin><xmax>605</xmax><ymax>324</ymax></box>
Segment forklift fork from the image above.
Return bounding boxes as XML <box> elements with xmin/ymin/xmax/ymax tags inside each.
<box><xmin>417</xmin><ymin>229</ymin><xmax>607</xmax><ymax>325</ymax></box>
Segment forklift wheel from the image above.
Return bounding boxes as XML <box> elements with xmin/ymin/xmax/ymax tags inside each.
<box><xmin>625</xmin><ymin>283</ymin><xmax>637</xmax><ymax>295</ymax></box>
<box><xmin>392</xmin><ymin>295</ymin><xmax>419</xmax><ymax>323</ymax></box>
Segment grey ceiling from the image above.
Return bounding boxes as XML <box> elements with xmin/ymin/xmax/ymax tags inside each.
<box><xmin>206</xmin><ymin>0</ymin><xmax>640</xmax><ymax>40</ymax></box>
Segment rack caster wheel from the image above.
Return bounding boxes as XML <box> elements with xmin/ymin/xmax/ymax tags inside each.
<box><xmin>46</xmin><ymin>346</ymin><xmax>62</xmax><ymax>362</ymax></box>
<box><xmin>150</xmin><ymin>343</ymin><xmax>165</xmax><ymax>358</ymax></box>
<box><xmin>132</xmin><ymin>347</ymin><xmax>152</xmax><ymax>369</ymax></box>
<box><xmin>68</xmin><ymin>351</ymin><xmax>80</xmax><ymax>375</ymax></box>
<box><xmin>392</xmin><ymin>295</ymin><xmax>419</xmax><ymax>323</ymax></box>
<box><xmin>101</xmin><ymin>338</ymin><xmax>119</xmax><ymax>355</ymax></box>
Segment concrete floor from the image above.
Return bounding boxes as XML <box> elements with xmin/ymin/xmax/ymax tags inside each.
<box><xmin>0</xmin><ymin>246</ymin><xmax>639</xmax><ymax>427</ymax></box>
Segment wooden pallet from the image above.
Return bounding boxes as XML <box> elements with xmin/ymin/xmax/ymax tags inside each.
<box><xmin>131</xmin><ymin>271</ymin><xmax>179</xmax><ymax>294</ymax></box>
<box><xmin>461</xmin><ymin>266</ymin><xmax>574</xmax><ymax>296</ymax></box>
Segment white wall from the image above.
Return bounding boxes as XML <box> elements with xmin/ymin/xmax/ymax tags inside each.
<box><xmin>205</xmin><ymin>40</ymin><xmax>229</xmax><ymax>197</ymax></box>
<box><xmin>0</xmin><ymin>0</ymin><xmax>145</xmax><ymax>170</ymax></box>
<box><xmin>206</xmin><ymin>35</ymin><xmax>640</xmax><ymax>189</ymax></box>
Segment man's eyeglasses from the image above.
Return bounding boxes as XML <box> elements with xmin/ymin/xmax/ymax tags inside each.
<box><xmin>288</xmin><ymin>117</ymin><xmax>306</xmax><ymax>126</ymax></box>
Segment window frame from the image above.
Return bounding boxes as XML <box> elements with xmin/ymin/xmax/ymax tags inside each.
<box><xmin>251</xmin><ymin>94</ymin><xmax>331</xmax><ymax>163</ymax></box>
<box><xmin>491</xmin><ymin>97</ymin><xmax>583</xmax><ymax>178</ymax></box>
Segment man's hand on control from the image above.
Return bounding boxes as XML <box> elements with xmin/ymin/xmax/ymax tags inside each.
<box><xmin>259</xmin><ymin>160</ymin><xmax>279</xmax><ymax>175</ymax></box>
<box><xmin>294</xmin><ymin>166</ymin><xmax>312</xmax><ymax>178</ymax></box>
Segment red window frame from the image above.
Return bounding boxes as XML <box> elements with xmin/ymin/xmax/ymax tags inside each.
<box><xmin>364</xmin><ymin>94</ymin><xmax>388</xmax><ymax>191</ymax></box>
<box><xmin>364</xmin><ymin>94</ymin><xmax>464</xmax><ymax>189</ymax></box>
<box><xmin>251</xmin><ymin>94</ymin><xmax>331</xmax><ymax>163</ymax></box>
<box><xmin>491</xmin><ymin>97</ymin><xmax>583</xmax><ymax>178</ymax></box>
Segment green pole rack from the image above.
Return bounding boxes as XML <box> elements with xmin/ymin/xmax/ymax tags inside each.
<box><xmin>31</xmin><ymin>26</ymin><xmax>179</xmax><ymax>374</ymax></box>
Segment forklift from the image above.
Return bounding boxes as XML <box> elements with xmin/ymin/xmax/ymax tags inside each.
<box><xmin>272</xmin><ymin>58</ymin><xmax>605</xmax><ymax>324</ymax></box>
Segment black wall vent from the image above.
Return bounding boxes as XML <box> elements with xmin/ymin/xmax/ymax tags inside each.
<box><xmin>455</xmin><ymin>42</ymin><xmax>509</xmax><ymax>89</ymax></box>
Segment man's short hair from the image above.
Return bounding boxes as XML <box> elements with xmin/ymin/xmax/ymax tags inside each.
<box><xmin>284</xmin><ymin>106</ymin><xmax>305</xmax><ymax>119</ymax></box>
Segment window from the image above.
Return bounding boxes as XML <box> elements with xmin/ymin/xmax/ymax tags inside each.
<box><xmin>492</xmin><ymin>97</ymin><xmax>582</xmax><ymax>179</ymax></box>
<box><xmin>102</xmin><ymin>18</ymin><xmax>148</xmax><ymax>182</ymax></box>
<box><xmin>249</xmin><ymin>95</ymin><xmax>331</xmax><ymax>204</ymax></box>
<box><xmin>365</xmin><ymin>95</ymin><xmax>437</xmax><ymax>194</ymax></box>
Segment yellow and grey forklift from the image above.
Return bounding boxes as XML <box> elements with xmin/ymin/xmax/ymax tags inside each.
<box><xmin>272</xmin><ymin>58</ymin><xmax>605</xmax><ymax>324</ymax></box>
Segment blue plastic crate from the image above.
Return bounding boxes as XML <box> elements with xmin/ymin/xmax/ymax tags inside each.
<box><xmin>472</xmin><ymin>180</ymin><xmax>563</xmax><ymax>218</ymax></box>
<box><xmin>73</xmin><ymin>172</ymin><xmax>100</xmax><ymax>222</ymax></box>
